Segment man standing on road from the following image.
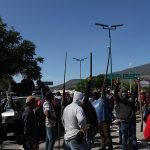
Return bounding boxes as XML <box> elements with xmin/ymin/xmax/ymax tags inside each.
<box><xmin>114</xmin><ymin>80</ymin><xmax>138</xmax><ymax>150</ymax></box>
<box><xmin>43</xmin><ymin>91</ymin><xmax>57</xmax><ymax>150</ymax></box>
<box><xmin>92</xmin><ymin>91</ymin><xmax>113</xmax><ymax>150</ymax></box>
<box><xmin>62</xmin><ymin>91</ymin><xmax>88</xmax><ymax>150</ymax></box>
<box><xmin>82</xmin><ymin>79</ymin><xmax>98</xmax><ymax>150</ymax></box>
<box><xmin>22</xmin><ymin>96</ymin><xmax>39</xmax><ymax>150</ymax></box>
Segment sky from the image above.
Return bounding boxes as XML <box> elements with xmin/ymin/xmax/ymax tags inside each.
<box><xmin>0</xmin><ymin>0</ymin><xmax>150</xmax><ymax>86</ymax></box>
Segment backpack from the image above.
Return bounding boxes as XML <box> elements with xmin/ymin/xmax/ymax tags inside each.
<box><xmin>115</xmin><ymin>102</ymin><xmax>133</xmax><ymax>121</ymax></box>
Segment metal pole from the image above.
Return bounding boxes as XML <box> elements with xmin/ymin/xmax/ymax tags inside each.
<box><xmin>108</xmin><ymin>29</ymin><xmax>113</xmax><ymax>90</ymax></box>
<box><xmin>95</xmin><ymin>23</ymin><xmax>123</xmax><ymax>91</ymax></box>
<box><xmin>60</xmin><ymin>51</ymin><xmax>67</xmax><ymax>150</ymax></box>
<box><xmin>105</xmin><ymin>47</ymin><xmax>110</xmax><ymax>81</ymax></box>
<box><xmin>80</xmin><ymin>60</ymin><xmax>82</xmax><ymax>91</ymax></box>
<box><xmin>102</xmin><ymin>46</ymin><xmax>110</xmax><ymax>97</ymax></box>
<box><xmin>130</xmin><ymin>78</ymin><xmax>132</xmax><ymax>93</ymax></box>
<box><xmin>137</xmin><ymin>79</ymin><xmax>143</xmax><ymax>132</ymax></box>
<box><xmin>73</xmin><ymin>57</ymin><xmax>87</xmax><ymax>91</ymax></box>
<box><xmin>90</xmin><ymin>52</ymin><xmax>92</xmax><ymax>78</ymax></box>
<box><xmin>128</xmin><ymin>63</ymin><xmax>132</xmax><ymax>93</ymax></box>
<box><xmin>62</xmin><ymin>51</ymin><xmax>67</xmax><ymax>114</ymax></box>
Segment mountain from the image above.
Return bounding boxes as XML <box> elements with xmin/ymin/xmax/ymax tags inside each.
<box><xmin>51</xmin><ymin>63</ymin><xmax>150</xmax><ymax>90</ymax></box>
<box><xmin>114</xmin><ymin>63</ymin><xmax>150</xmax><ymax>80</ymax></box>
<box><xmin>50</xmin><ymin>79</ymin><xmax>80</xmax><ymax>90</ymax></box>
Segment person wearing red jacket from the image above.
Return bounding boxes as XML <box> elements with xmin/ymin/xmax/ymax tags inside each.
<box><xmin>144</xmin><ymin>114</ymin><xmax>150</xmax><ymax>141</ymax></box>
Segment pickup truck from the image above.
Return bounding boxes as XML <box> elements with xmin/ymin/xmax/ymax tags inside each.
<box><xmin>1</xmin><ymin>97</ymin><xmax>26</xmax><ymax>136</ymax></box>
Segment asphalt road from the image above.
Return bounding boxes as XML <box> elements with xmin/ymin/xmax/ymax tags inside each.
<box><xmin>1</xmin><ymin>114</ymin><xmax>150</xmax><ymax>150</ymax></box>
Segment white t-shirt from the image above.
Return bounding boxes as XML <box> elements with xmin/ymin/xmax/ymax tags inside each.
<box><xmin>43</xmin><ymin>100</ymin><xmax>56</xmax><ymax>127</ymax></box>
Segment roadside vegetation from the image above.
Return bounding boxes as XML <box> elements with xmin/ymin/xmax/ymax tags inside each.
<box><xmin>0</xmin><ymin>17</ymin><xmax>44</xmax><ymax>91</ymax></box>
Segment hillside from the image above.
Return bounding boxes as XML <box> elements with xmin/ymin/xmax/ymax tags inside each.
<box><xmin>50</xmin><ymin>79</ymin><xmax>80</xmax><ymax>90</ymax></box>
<box><xmin>114</xmin><ymin>63</ymin><xmax>150</xmax><ymax>80</ymax></box>
<box><xmin>51</xmin><ymin>63</ymin><xmax>150</xmax><ymax>90</ymax></box>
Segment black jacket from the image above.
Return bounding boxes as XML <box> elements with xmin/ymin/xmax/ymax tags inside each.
<box><xmin>114</xmin><ymin>84</ymin><xmax>138</xmax><ymax>120</ymax></box>
<box><xmin>114</xmin><ymin>84</ymin><xmax>138</xmax><ymax>109</ymax></box>
<box><xmin>83</xmin><ymin>80</ymin><xmax>98</xmax><ymax>127</ymax></box>
<box><xmin>22</xmin><ymin>106</ymin><xmax>37</xmax><ymax>140</ymax></box>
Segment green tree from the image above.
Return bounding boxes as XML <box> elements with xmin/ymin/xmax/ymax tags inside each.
<box><xmin>0</xmin><ymin>17</ymin><xmax>44</xmax><ymax>80</ymax></box>
<box><xmin>75</xmin><ymin>79</ymin><xmax>86</xmax><ymax>92</ymax></box>
<box><xmin>0</xmin><ymin>74</ymin><xmax>12</xmax><ymax>92</ymax></box>
<box><xmin>92</xmin><ymin>75</ymin><xmax>105</xmax><ymax>89</ymax></box>
<box><xmin>74</xmin><ymin>74</ymin><xmax>107</xmax><ymax>92</ymax></box>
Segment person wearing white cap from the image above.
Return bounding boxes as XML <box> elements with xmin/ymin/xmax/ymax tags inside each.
<box><xmin>62</xmin><ymin>91</ymin><xmax>88</xmax><ymax>150</ymax></box>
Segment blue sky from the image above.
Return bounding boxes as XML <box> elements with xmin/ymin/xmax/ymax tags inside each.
<box><xmin>0</xmin><ymin>0</ymin><xmax>150</xmax><ymax>86</ymax></box>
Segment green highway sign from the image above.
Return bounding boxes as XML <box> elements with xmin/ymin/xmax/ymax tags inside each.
<box><xmin>122</xmin><ymin>73</ymin><xmax>140</xmax><ymax>79</ymax></box>
<box><xmin>107</xmin><ymin>73</ymin><xmax>140</xmax><ymax>80</ymax></box>
<box><xmin>107</xmin><ymin>74</ymin><xmax>122</xmax><ymax>79</ymax></box>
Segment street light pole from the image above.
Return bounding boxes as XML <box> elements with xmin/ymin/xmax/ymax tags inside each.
<box><xmin>73</xmin><ymin>57</ymin><xmax>87</xmax><ymax>91</ymax></box>
<box><xmin>95</xmin><ymin>23</ymin><xmax>123</xmax><ymax>90</ymax></box>
<box><xmin>128</xmin><ymin>63</ymin><xmax>132</xmax><ymax>93</ymax></box>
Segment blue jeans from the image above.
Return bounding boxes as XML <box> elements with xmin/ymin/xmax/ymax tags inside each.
<box><xmin>45</xmin><ymin>126</ymin><xmax>56</xmax><ymax>150</ymax></box>
<box><xmin>121</xmin><ymin>116</ymin><xmax>138</xmax><ymax>150</ymax></box>
<box><xmin>64</xmin><ymin>138</ymin><xmax>88</xmax><ymax>150</ymax></box>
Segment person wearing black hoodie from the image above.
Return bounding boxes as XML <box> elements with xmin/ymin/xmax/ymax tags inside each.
<box><xmin>82</xmin><ymin>78</ymin><xmax>98</xmax><ymax>150</ymax></box>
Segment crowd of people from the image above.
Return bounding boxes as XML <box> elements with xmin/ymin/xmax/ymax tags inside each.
<box><xmin>0</xmin><ymin>78</ymin><xmax>150</xmax><ymax>150</ymax></box>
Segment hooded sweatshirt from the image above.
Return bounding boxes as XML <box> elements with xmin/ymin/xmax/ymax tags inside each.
<box><xmin>62</xmin><ymin>91</ymin><xmax>86</xmax><ymax>140</ymax></box>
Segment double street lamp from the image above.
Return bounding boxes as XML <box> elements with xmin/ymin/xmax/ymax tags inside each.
<box><xmin>73</xmin><ymin>57</ymin><xmax>87</xmax><ymax>91</ymax></box>
<box><xmin>95</xmin><ymin>23</ymin><xmax>123</xmax><ymax>90</ymax></box>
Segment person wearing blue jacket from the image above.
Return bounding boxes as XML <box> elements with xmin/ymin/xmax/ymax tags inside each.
<box><xmin>92</xmin><ymin>92</ymin><xmax>113</xmax><ymax>150</ymax></box>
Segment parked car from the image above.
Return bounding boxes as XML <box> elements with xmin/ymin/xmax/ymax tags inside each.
<box><xmin>1</xmin><ymin>97</ymin><xmax>26</xmax><ymax>136</ymax></box>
